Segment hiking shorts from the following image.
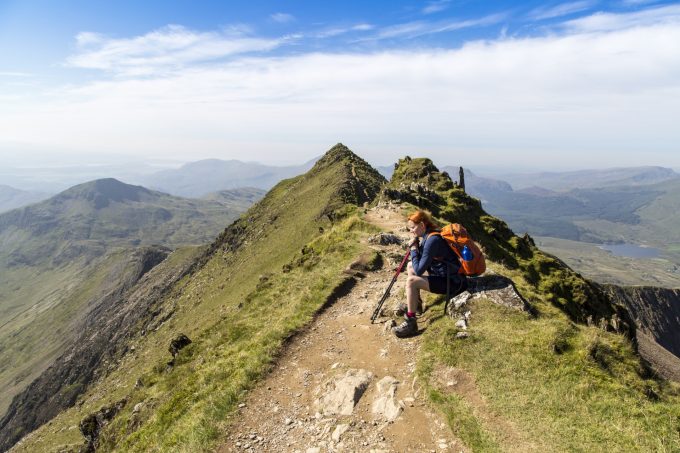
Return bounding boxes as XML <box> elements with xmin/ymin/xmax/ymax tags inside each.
<box><xmin>427</xmin><ymin>274</ymin><xmax>468</xmax><ymax>296</ymax></box>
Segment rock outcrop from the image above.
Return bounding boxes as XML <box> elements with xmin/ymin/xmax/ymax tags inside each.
<box><xmin>600</xmin><ymin>284</ymin><xmax>680</xmax><ymax>380</ymax></box>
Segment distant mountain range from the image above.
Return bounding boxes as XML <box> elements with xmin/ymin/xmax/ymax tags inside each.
<box><xmin>136</xmin><ymin>158</ymin><xmax>318</xmax><ymax>197</ymax></box>
<box><xmin>0</xmin><ymin>185</ymin><xmax>49</xmax><ymax>214</ymax></box>
<box><xmin>487</xmin><ymin>166</ymin><xmax>679</xmax><ymax>191</ymax></box>
<box><xmin>456</xmin><ymin>167</ymin><xmax>680</xmax><ymax>247</ymax></box>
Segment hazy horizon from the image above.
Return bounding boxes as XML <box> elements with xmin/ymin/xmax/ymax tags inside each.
<box><xmin>2</xmin><ymin>149</ymin><xmax>678</xmax><ymax>194</ymax></box>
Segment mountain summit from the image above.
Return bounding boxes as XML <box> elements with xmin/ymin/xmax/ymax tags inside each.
<box><xmin>54</xmin><ymin>178</ymin><xmax>153</xmax><ymax>208</ymax></box>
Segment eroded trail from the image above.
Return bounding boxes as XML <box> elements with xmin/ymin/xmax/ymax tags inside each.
<box><xmin>218</xmin><ymin>205</ymin><xmax>466</xmax><ymax>452</ymax></box>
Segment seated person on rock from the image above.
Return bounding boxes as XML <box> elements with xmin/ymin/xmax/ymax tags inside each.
<box><xmin>392</xmin><ymin>210</ymin><xmax>468</xmax><ymax>338</ymax></box>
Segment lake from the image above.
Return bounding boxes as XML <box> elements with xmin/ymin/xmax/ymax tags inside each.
<box><xmin>598</xmin><ymin>243</ymin><xmax>662</xmax><ymax>258</ymax></box>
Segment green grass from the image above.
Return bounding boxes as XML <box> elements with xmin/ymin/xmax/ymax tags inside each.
<box><xmin>100</xmin><ymin>218</ymin><xmax>376</xmax><ymax>452</ymax></box>
<box><xmin>419</xmin><ymin>296</ymin><xmax>680</xmax><ymax>452</ymax></box>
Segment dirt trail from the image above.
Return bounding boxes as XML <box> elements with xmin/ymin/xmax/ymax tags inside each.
<box><xmin>218</xmin><ymin>205</ymin><xmax>467</xmax><ymax>452</ymax></box>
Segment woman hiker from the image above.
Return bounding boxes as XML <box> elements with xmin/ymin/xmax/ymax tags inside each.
<box><xmin>392</xmin><ymin>210</ymin><xmax>468</xmax><ymax>338</ymax></box>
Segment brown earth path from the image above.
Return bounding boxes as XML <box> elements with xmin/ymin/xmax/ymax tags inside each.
<box><xmin>217</xmin><ymin>204</ymin><xmax>467</xmax><ymax>452</ymax></box>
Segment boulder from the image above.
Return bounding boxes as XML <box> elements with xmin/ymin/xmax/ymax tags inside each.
<box><xmin>315</xmin><ymin>369</ymin><xmax>373</xmax><ymax>416</ymax></box>
<box><xmin>368</xmin><ymin>233</ymin><xmax>404</xmax><ymax>246</ymax></box>
<box><xmin>169</xmin><ymin>334</ymin><xmax>192</xmax><ymax>357</ymax></box>
<box><xmin>446</xmin><ymin>274</ymin><xmax>529</xmax><ymax>318</ymax></box>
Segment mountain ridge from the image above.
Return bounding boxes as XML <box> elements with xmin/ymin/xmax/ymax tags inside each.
<box><xmin>0</xmin><ymin>178</ymin><xmax>257</xmax><ymax>428</ymax></box>
<box><xmin>5</xmin><ymin>147</ymin><xmax>680</xmax><ymax>452</ymax></box>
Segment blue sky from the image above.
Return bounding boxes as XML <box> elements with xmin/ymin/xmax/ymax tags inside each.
<box><xmin>1</xmin><ymin>0</ymin><xmax>679</xmax><ymax>169</ymax></box>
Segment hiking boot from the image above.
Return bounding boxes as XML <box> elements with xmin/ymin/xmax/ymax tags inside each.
<box><xmin>392</xmin><ymin>316</ymin><xmax>418</xmax><ymax>338</ymax></box>
<box><xmin>393</xmin><ymin>297</ymin><xmax>423</xmax><ymax>316</ymax></box>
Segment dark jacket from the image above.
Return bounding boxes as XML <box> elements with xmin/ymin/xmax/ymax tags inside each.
<box><xmin>410</xmin><ymin>229</ymin><xmax>461</xmax><ymax>278</ymax></box>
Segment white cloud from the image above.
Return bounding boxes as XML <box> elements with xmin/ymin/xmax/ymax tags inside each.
<box><xmin>529</xmin><ymin>1</ymin><xmax>597</xmax><ymax>20</ymax></box>
<box><xmin>562</xmin><ymin>3</ymin><xmax>680</xmax><ymax>31</ymax></box>
<box><xmin>2</xmin><ymin>8</ymin><xmax>680</xmax><ymax>167</ymax></box>
<box><xmin>270</xmin><ymin>13</ymin><xmax>295</xmax><ymax>23</ymax></box>
<box><xmin>423</xmin><ymin>0</ymin><xmax>451</xmax><ymax>15</ymax></box>
<box><xmin>66</xmin><ymin>25</ymin><xmax>285</xmax><ymax>76</ymax></box>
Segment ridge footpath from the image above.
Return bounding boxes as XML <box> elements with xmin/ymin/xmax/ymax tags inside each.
<box><xmin>218</xmin><ymin>204</ymin><xmax>535</xmax><ymax>453</ymax></box>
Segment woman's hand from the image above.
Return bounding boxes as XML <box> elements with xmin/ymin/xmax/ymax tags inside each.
<box><xmin>408</xmin><ymin>234</ymin><xmax>419</xmax><ymax>248</ymax></box>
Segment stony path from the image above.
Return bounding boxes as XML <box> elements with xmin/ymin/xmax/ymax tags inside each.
<box><xmin>218</xmin><ymin>205</ymin><xmax>466</xmax><ymax>453</ymax></box>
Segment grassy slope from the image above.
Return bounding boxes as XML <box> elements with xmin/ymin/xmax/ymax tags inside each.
<box><xmin>13</xmin><ymin>145</ymin><xmax>385</xmax><ymax>452</ymax></box>
<box><xmin>0</xmin><ymin>181</ymin><xmax>252</xmax><ymax>419</ymax></box>
<box><xmin>383</xmin><ymin>158</ymin><xmax>680</xmax><ymax>451</ymax></box>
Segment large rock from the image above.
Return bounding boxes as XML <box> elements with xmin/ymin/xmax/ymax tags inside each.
<box><xmin>446</xmin><ymin>274</ymin><xmax>529</xmax><ymax>317</ymax></box>
<box><xmin>315</xmin><ymin>369</ymin><xmax>373</xmax><ymax>416</ymax></box>
<box><xmin>79</xmin><ymin>398</ymin><xmax>127</xmax><ymax>453</ymax></box>
<box><xmin>371</xmin><ymin>376</ymin><xmax>403</xmax><ymax>422</ymax></box>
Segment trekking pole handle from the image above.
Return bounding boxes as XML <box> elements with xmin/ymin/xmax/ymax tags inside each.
<box><xmin>394</xmin><ymin>249</ymin><xmax>411</xmax><ymax>277</ymax></box>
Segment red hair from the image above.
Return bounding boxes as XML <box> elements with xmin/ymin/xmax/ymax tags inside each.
<box><xmin>408</xmin><ymin>210</ymin><xmax>438</xmax><ymax>231</ymax></box>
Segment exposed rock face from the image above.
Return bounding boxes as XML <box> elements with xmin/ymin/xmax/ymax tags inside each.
<box><xmin>602</xmin><ymin>285</ymin><xmax>680</xmax><ymax>359</ymax></box>
<box><xmin>79</xmin><ymin>398</ymin><xmax>127</xmax><ymax>453</ymax></box>
<box><xmin>0</xmin><ymin>245</ymin><xmax>193</xmax><ymax>452</ymax></box>
<box><xmin>315</xmin><ymin>369</ymin><xmax>373</xmax><ymax>416</ymax></box>
<box><xmin>371</xmin><ymin>376</ymin><xmax>403</xmax><ymax>422</ymax></box>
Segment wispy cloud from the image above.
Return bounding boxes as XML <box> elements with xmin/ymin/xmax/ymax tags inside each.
<box><xmin>423</xmin><ymin>0</ymin><xmax>451</xmax><ymax>15</ymax></box>
<box><xmin>620</xmin><ymin>0</ymin><xmax>660</xmax><ymax>6</ymax></box>
<box><xmin>366</xmin><ymin>13</ymin><xmax>507</xmax><ymax>40</ymax></box>
<box><xmin>270</xmin><ymin>13</ymin><xmax>295</xmax><ymax>23</ymax></box>
<box><xmin>353</xmin><ymin>23</ymin><xmax>374</xmax><ymax>31</ymax></box>
<box><xmin>313</xmin><ymin>23</ymin><xmax>375</xmax><ymax>39</ymax></box>
<box><xmin>529</xmin><ymin>1</ymin><xmax>597</xmax><ymax>20</ymax></box>
<box><xmin>562</xmin><ymin>3</ymin><xmax>680</xmax><ymax>31</ymax></box>
<box><xmin>66</xmin><ymin>25</ymin><xmax>285</xmax><ymax>76</ymax></box>
<box><xmin>0</xmin><ymin>71</ymin><xmax>32</xmax><ymax>77</ymax></box>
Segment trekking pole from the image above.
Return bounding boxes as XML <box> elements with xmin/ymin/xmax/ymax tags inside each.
<box><xmin>445</xmin><ymin>262</ymin><xmax>451</xmax><ymax>316</ymax></box>
<box><xmin>370</xmin><ymin>250</ymin><xmax>411</xmax><ymax>324</ymax></box>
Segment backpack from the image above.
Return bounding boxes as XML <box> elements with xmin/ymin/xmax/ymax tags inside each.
<box><xmin>430</xmin><ymin>223</ymin><xmax>486</xmax><ymax>276</ymax></box>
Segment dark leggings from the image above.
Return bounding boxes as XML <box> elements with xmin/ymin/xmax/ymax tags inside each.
<box><xmin>427</xmin><ymin>274</ymin><xmax>468</xmax><ymax>296</ymax></box>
